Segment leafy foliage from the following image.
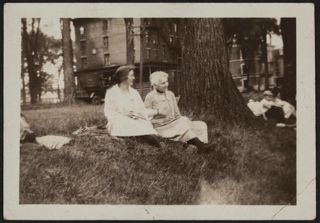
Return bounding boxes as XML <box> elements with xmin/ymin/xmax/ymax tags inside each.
<box><xmin>21</xmin><ymin>18</ymin><xmax>62</xmax><ymax>103</ymax></box>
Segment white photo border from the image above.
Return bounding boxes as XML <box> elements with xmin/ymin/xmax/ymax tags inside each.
<box><xmin>3</xmin><ymin>2</ymin><xmax>316</xmax><ymax>220</ymax></box>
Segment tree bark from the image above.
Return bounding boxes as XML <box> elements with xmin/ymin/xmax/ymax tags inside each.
<box><xmin>176</xmin><ymin>18</ymin><xmax>254</xmax><ymax>125</ymax></box>
<box><xmin>280</xmin><ymin>18</ymin><xmax>296</xmax><ymax>105</ymax></box>
<box><xmin>61</xmin><ymin>18</ymin><xmax>75</xmax><ymax>104</ymax></box>
<box><xmin>124</xmin><ymin>18</ymin><xmax>135</xmax><ymax>65</ymax></box>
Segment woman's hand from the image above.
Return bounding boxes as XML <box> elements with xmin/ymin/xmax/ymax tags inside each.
<box><xmin>124</xmin><ymin>110</ymin><xmax>138</xmax><ymax>119</ymax></box>
<box><xmin>157</xmin><ymin>107</ymin><xmax>169</xmax><ymax>116</ymax></box>
<box><xmin>126</xmin><ymin>111</ymin><xmax>146</xmax><ymax>120</ymax></box>
<box><xmin>128</xmin><ymin>111</ymin><xmax>139</xmax><ymax>119</ymax></box>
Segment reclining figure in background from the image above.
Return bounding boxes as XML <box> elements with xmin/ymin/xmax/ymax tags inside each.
<box><xmin>247</xmin><ymin>87</ymin><xmax>296</xmax><ymax>127</ymax></box>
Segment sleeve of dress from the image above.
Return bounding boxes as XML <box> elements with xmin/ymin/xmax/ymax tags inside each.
<box><xmin>275</xmin><ymin>98</ymin><xmax>286</xmax><ymax>107</ymax></box>
<box><xmin>144</xmin><ymin>93</ymin><xmax>156</xmax><ymax>118</ymax></box>
<box><xmin>170</xmin><ymin>91</ymin><xmax>182</xmax><ymax>118</ymax></box>
<box><xmin>261</xmin><ymin>99</ymin><xmax>272</xmax><ymax>109</ymax></box>
<box><xmin>104</xmin><ymin>88</ymin><xmax>122</xmax><ymax>121</ymax></box>
<box><xmin>134</xmin><ymin>90</ymin><xmax>150</xmax><ymax>119</ymax></box>
<box><xmin>144</xmin><ymin>93</ymin><xmax>152</xmax><ymax>109</ymax></box>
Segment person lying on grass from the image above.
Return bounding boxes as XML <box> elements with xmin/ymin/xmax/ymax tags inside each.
<box><xmin>104</xmin><ymin>65</ymin><xmax>162</xmax><ymax>148</ymax></box>
<box><xmin>144</xmin><ymin>71</ymin><xmax>215</xmax><ymax>153</ymax></box>
<box><xmin>261</xmin><ymin>88</ymin><xmax>296</xmax><ymax>127</ymax></box>
<box><xmin>247</xmin><ymin>88</ymin><xmax>296</xmax><ymax>128</ymax></box>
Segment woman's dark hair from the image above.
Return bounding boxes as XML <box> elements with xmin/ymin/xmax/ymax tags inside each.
<box><xmin>269</xmin><ymin>87</ymin><xmax>280</xmax><ymax>97</ymax></box>
<box><xmin>112</xmin><ymin>65</ymin><xmax>135</xmax><ymax>85</ymax></box>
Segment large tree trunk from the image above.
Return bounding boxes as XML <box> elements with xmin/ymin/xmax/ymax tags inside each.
<box><xmin>280</xmin><ymin>18</ymin><xmax>296</xmax><ymax>105</ymax></box>
<box><xmin>61</xmin><ymin>18</ymin><xmax>75</xmax><ymax>104</ymax></box>
<box><xmin>124</xmin><ymin>18</ymin><xmax>135</xmax><ymax>65</ymax></box>
<box><xmin>176</xmin><ymin>18</ymin><xmax>254</xmax><ymax>125</ymax></box>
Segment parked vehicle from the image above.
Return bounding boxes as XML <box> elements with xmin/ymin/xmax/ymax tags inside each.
<box><xmin>75</xmin><ymin>66</ymin><xmax>118</xmax><ymax>104</ymax></box>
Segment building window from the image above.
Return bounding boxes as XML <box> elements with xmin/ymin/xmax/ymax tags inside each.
<box><xmin>104</xmin><ymin>54</ymin><xmax>110</xmax><ymax>66</ymax></box>
<box><xmin>153</xmin><ymin>34</ymin><xmax>158</xmax><ymax>46</ymax></box>
<box><xmin>169</xmin><ymin>35</ymin><xmax>173</xmax><ymax>43</ymax></box>
<box><xmin>162</xmin><ymin>45</ymin><xmax>166</xmax><ymax>58</ymax></box>
<box><xmin>154</xmin><ymin>49</ymin><xmax>159</xmax><ymax>59</ymax></box>
<box><xmin>79</xmin><ymin>26</ymin><xmax>85</xmax><ymax>35</ymax></box>
<box><xmin>146</xmin><ymin>48</ymin><xmax>151</xmax><ymax>59</ymax></box>
<box><xmin>92</xmin><ymin>48</ymin><xmax>97</xmax><ymax>55</ymax></box>
<box><xmin>74</xmin><ymin>76</ymin><xmax>78</xmax><ymax>88</ymax></box>
<box><xmin>173</xmin><ymin>23</ymin><xmax>177</xmax><ymax>33</ymax></box>
<box><xmin>80</xmin><ymin>40</ymin><xmax>86</xmax><ymax>55</ymax></box>
<box><xmin>144</xmin><ymin>18</ymin><xmax>151</xmax><ymax>26</ymax></box>
<box><xmin>103</xmin><ymin>20</ymin><xmax>108</xmax><ymax>32</ymax></box>
<box><xmin>145</xmin><ymin>32</ymin><xmax>149</xmax><ymax>44</ymax></box>
<box><xmin>81</xmin><ymin>57</ymin><xmax>87</xmax><ymax>69</ymax></box>
<box><xmin>103</xmin><ymin>36</ymin><xmax>109</xmax><ymax>49</ymax></box>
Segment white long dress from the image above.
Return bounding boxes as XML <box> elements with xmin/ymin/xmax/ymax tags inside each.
<box><xmin>104</xmin><ymin>85</ymin><xmax>158</xmax><ymax>137</ymax></box>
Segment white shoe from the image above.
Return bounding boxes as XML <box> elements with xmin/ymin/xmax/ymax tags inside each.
<box><xmin>276</xmin><ymin>123</ymin><xmax>286</xmax><ymax>127</ymax></box>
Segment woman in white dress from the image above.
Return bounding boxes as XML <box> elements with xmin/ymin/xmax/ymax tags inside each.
<box><xmin>104</xmin><ymin>65</ymin><xmax>161</xmax><ymax>147</ymax></box>
<box><xmin>144</xmin><ymin>71</ymin><xmax>214</xmax><ymax>153</ymax></box>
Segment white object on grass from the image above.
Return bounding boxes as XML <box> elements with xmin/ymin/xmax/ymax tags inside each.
<box><xmin>36</xmin><ymin>135</ymin><xmax>72</xmax><ymax>150</ymax></box>
<box><xmin>276</xmin><ymin>123</ymin><xmax>286</xmax><ymax>128</ymax></box>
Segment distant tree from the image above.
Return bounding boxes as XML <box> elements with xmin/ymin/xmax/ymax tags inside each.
<box><xmin>37</xmin><ymin>35</ymin><xmax>61</xmax><ymax>101</ymax></box>
<box><xmin>280</xmin><ymin>18</ymin><xmax>296</xmax><ymax>105</ymax></box>
<box><xmin>21</xmin><ymin>18</ymin><xmax>41</xmax><ymax>104</ymax></box>
<box><xmin>61</xmin><ymin>18</ymin><xmax>75</xmax><ymax>104</ymax></box>
<box><xmin>223</xmin><ymin>18</ymin><xmax>279</xmax><ymax>90</ymax></box>
<box><xmin>21</xmin><ymin>18</ymin><xmax>61</xmax><ymax>103</ymax></box>
<box><xmin>21</xmin><ymin>35</ymin><xmax>27</xmax><ymax>104</ymax></box>
<box><xmin>176</xmin><ymin>18</ymin><xmax>254</xmax><ymax>125</ymax></box>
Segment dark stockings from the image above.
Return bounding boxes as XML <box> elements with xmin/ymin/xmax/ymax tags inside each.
<box><xmin>187</xmin><ymin>137</ymin><xmax>205</xmax><ymax>149</ymax></box>
<box><xmin>265</xmin><ymin>106</ymin><xmax>285</xmax><ymax>123</ymax></box>
<box><xmin>122</xmin><ymin>135</ymin><xmax>161</xmax><ymax>148</ymax></box>
<box><xmin>139</xmin><ymin>135</ymin><xmax>162</xmax><ymax>148</ymax></box>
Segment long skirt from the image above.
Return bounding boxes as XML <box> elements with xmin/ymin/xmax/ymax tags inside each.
<box><xmin>265</xmin><ymin>106</ymin><xmax>285</xmax><ymax>123</ymax></box>
<box><xmin>155</xmin><ymin>116</ymin><xmax>208</xmax><ymax>143</ymax></box>
<box><xmin>107</xmin><ymin>115</ymin><xmax>157</xmax><ymax>137</ymax></box>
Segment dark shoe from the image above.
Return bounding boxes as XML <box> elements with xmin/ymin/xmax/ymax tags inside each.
<box><xmin>197</xmin><ymin>143</ymin><xmax>216</xmax><ymax>154</ymax></box>
<box><xmin>21</xmin><ymin>132</ymin><xmax>36</xmax><ymax>143</ymax></box>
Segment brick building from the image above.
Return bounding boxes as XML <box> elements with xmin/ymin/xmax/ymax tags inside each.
<box><xmin>72</xmin><ymin>18</ymin><xmax>179</xmax><ymax>103</ymax></box>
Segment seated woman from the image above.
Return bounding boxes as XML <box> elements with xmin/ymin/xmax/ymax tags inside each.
<box><xmin>144</xmin><ymin>71</ymin><xmax>213</xmax><ymax>153</ymax></box>
<box><xmin>104</xmin><ymin>65</ymin><xmax>161</xmax><ymax>148</ymax></box>
<box><xmin>260</xmin><ymin>88</ymin><xmax>296</xmax><ymax>127</ymax></box>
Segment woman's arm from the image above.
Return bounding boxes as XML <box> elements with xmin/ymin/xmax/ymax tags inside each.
<box><xmin>170</xmin><ymin>91</ymin><xmax>182</xmax><ymax>118</ymax></box>
<box><xmin>104</xmin><ymin>89</ymin><xmax>128</xmax><ymax>120</ymax></box>
<box><xmin>144</xmin><ymin>93</ymin><xmax>158</xmax><ymax>117</ymax></box>
<box><xmin>104</xmin><ymin>89</ymin><xmax>116</xmax><ymax>119</ymax></box>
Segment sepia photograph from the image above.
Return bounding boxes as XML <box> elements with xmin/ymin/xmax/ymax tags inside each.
<box><xmin>3</xmin><ymin>3</ymin><xmax>316</xmax><ymax>220</ymax></box>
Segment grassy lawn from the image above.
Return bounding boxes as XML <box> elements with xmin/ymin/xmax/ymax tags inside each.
<box><xmin>20</xmin><ymin>104</ymin><xmax>296</xmax><ymax>205</ymax></box>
